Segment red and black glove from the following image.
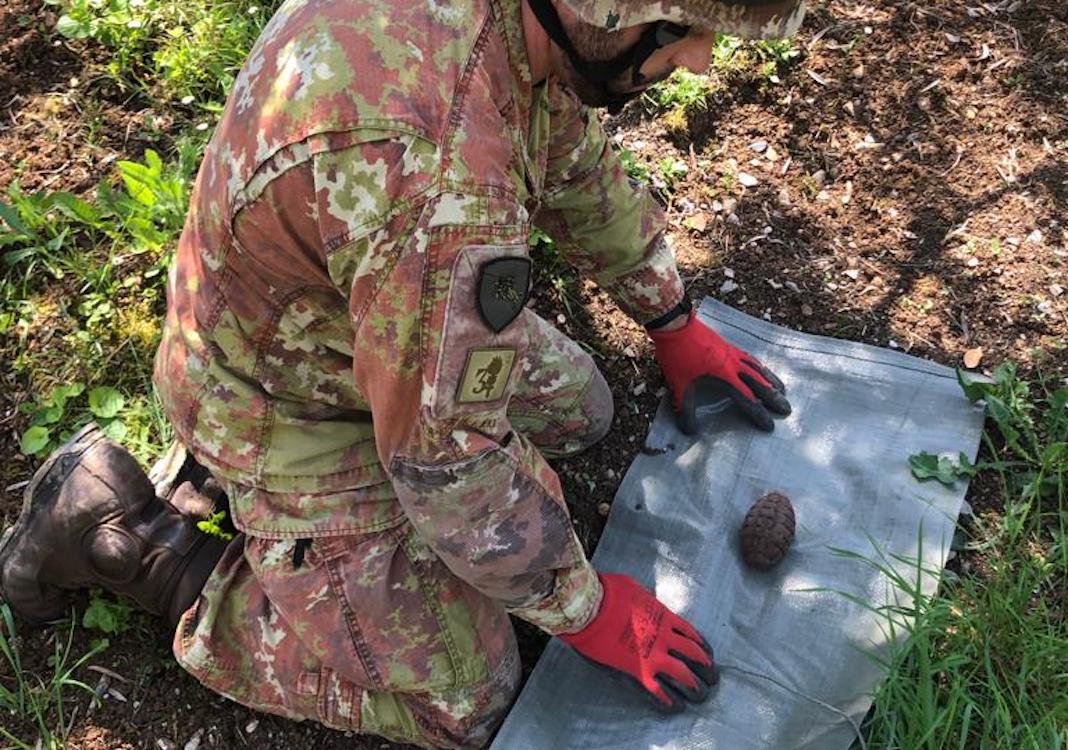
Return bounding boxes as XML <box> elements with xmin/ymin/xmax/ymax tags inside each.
<box><xmin>649</xmin><ymin>310</ymin><xmax>791</xmax><ymax>433</ymax></box>
<box><xmin>558</xmin><ymin>573</ymin><xmax>717</xmax><ymax>713</ymax></box>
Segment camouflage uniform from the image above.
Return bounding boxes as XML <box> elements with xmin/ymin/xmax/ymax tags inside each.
<box><xmin>154</xmin><ymin>0</ymin><xmax>685</xmax><ymax>744</ymax></box>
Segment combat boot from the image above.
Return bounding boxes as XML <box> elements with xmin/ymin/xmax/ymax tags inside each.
<box><xmin>0</xmin><ymin>423</ymin><xmax>232</xmax><ymax>627</ymax></box>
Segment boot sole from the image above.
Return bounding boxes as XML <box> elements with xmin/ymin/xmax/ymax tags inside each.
<box><xmin>0</xmin><ymin>423</ymin><xmax>105</xmax><ymax>620</ymax></box>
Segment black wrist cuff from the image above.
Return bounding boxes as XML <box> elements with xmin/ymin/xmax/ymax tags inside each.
<box><xmin>644</xmin><ymin>295</ymin><xmax>692</xmax><ymax>331</ymax></box>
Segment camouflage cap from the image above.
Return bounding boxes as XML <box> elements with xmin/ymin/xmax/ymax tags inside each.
<box><xmin>560</xmin><ymin>0</ymin><xmax>806</xmax><ymax>38</ymax></box>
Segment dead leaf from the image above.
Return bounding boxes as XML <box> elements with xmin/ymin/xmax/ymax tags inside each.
<box><xmin>683</xmin><ymin>212</ymin><xmax>709</xmax><ymax>232</ymax></box>
<box><xmin>806</xmin><ymin>70</ymin><xmax>832</xmax><ymax>86</ymax></box>
<box><xmin>963</xmin><ymin>347</ymin><xmax>983</xmax><ymax>369</ymax></box>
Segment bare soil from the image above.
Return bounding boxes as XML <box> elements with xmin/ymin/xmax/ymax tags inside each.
<box><xmin>1</xmin><ymin>0</ymin><xmax>1065</xmax><ymax>747</ymax></box>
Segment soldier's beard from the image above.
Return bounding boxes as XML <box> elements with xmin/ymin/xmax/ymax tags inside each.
<box><xmin>550</xmin><ymin>18</ymin><xmax>672</xmax><ymax>110</ymax></box>
<box><xmin>556</xmin><ymin>59</ymin><xmax>672</xmax><ymax>108</ymax></box>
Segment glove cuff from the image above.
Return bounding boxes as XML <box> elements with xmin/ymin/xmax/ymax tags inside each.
<box><xmin>644</xmin><ymin>294</ymin><xmax>692</xmax><ymax>332</ymax></box>
<box><xmin>557</xmin><ymin>572</ymin><xmax>614</xmax><ymax>647</ymax></box>
<box><xmin>646</xmin><ymin>308</ymin><xmax>699</xmax><ymax>344</ymax></box>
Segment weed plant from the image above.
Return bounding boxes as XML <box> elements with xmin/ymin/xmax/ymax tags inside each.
<box><xmin>860</xmin><ymin>364</ymin><xmax>1068</xmax><ymax>749</ymax></box>
<box><xmin>48</xmin><ymin>0</ymin><xmax>284</xmax><ymax>104</ymax></box>
<box><xmin>0</xmin><ymin>150</ymin><xmax>185</xmax><ymax>463</ymax></box>
<box><xmin>0</xmin><ymin>605</ymin><xmax>107</xmax><ymax>750</ymax></box>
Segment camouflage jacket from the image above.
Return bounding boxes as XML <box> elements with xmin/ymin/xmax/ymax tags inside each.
<box><xmin>154</xmin><ymin>0</ymin><xmax>683</xmax><ymax>634</ymax></box>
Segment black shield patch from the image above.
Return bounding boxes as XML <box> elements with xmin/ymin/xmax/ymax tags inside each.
<box><xmin>477</xmin><ymin>257</ymin><xmax>532</xmax><ymax>333</ymax></box>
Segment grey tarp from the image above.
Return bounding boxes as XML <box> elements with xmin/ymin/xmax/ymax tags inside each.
<box><xmin>491</xmin><ymin>298</ymin><xmax>986</xmax><ymax>750</ymax></box>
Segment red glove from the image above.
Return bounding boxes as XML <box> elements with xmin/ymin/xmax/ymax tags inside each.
<box><xmin>649</xmin><ymin>310</ymin><xmax>791</xmax><ymax>433</ymax></box>
<box><xmin>558</xmin><ymin>573</ymin><xmax>717</xmax><ymax>713</ymax></box>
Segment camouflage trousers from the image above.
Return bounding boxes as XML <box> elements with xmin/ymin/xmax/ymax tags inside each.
<box><xmin>170</xmin><ymin>315</ymin><xmax>613</xmax><ymax>749</ymax></box>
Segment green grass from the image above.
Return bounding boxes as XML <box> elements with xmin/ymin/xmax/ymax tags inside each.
<box><xmin>858</xmin><ymin>364</ymin><xmax>1068</xmax><ymax>749</ymax></box>
<box><xmin>0</xmin><ymin>605</ymin><xmax>108</xmax><ymax>750</ymax></box>
<box><xmin>47</xmin><ymin>0</ymin><xmax>283</xmax><ymax>105</ymax></box>
<box><xmin>1</xmin><ymin>150</ymin><xmax>187</xmax><ymax>464</ymax></box>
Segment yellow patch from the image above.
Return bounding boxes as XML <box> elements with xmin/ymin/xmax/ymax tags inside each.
<box><xmin>457</xmin><ymin>348</ymin><xmax>516</xmax><ymax>403</ymax></box>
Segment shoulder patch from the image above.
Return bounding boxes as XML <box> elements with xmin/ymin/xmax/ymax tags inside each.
<box><xmin>457</xmin><ymin>348</ymin><xmax>517</xmax><ymax>403</ymax></box>
<box><xmin>477</xmin><ymin>257</ymin><xmax>532</xmax><ymax>333</ymax></box>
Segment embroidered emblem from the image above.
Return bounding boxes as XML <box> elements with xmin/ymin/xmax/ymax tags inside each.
<box><xmin>477</xmin><ymin>257</ymin><xmax>532</xmax><ymax>333</ymax></box>
<box><xmin>457</xmin><ymin>348</ymin><xmax>517</xmax><ymax>403</ymax></box>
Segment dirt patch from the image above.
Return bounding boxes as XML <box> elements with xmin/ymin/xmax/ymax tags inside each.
<box><xmin>1</xmin><ymin>0</ymin><xmax>1066</xmax><ymax>748</ymax></box>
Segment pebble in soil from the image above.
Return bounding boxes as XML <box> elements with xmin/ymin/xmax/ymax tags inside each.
<box><xmin>739</xmin><ymin>491</ymin><xmax>796</xmax><ymax>571</ymax></box>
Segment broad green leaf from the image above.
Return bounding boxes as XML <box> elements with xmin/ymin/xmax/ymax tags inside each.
<box><xmin>984</xmin><ymin>395</ymin><xmax>1029</xmax><ymax>458</ymax></box>
<box><xmin>101</xmin><ymin>419</ymin><xmax>127</xmax><ymax>442</ymax></box>
<box><xmin>144</xmin><ymin>149</ymin><xmax>163</xmax><ymax>173</ymax></box>
<box><xmin>31</xmin><ymin>404</ymin><xmax>64</xmax><ymax>426</ymax></box>
<box><xmin>117</xmin><ymin>161</ymin><xmax>158</xmax><ymax>207</ymax></box>
<box><xmin>20</xmin><ymin>426</ymin><xmax>51</xmax><ymax>455</ymax></box>
<box><xmin>55</xmin><ymin>14</ymin><xmax>91</xmax><ymax>39</ymax></box>
<box><xmin>82</xmin><ymin>597</ymin><xmax>131</xmax><ymax>634</ymax></box>
<box><xmin>956</xmin><ymin>367</ymin><xmax>991</xmax><ymax>403</ymax></box>
<box><xmin>88</xmin><ymin>386</ymin><xmax>125</xmax><ymax>419</ymax></box>
<box><xmin>51</xmin><ymin>382</ymin><xmax>85</xmax><ymax>409</ymax></box>
<box><xmin>0</xmin><ymin>201</ymin><xmax>36</xmax><ymax>240</ymax></box>
<box><xmin>909</xmin><ymin>452</ymin><xmax>961</xmax><ymax>486</ymax></box>
<box><xmin>47</xmin><ymin>192</ymin><xmax>102</xmax><ymax>226</ymax></box>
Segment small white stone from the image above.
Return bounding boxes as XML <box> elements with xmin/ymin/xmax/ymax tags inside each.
<box><xmin>1050</xmin><ymin>284</ymin><xmax>1064</xmax><ymax>298</ymax></box>
<box><xmin>1027</xmin><ymin>229</ymin><xmax>1043</xmax><ymax>244</ymax></box>
<box><xmin>180</xmin><ymin>95</ymin><xmax>195</xmax><ymax>105</ymax></box>
<box><xmin>720</xmin><ymin>280</ymin><xmax>739</xmax><ymax>294</ymax></box>
<box><xmin>632</xmin><ymin>382</ymin><xmax>646</xmax><ymax>396</ymax></box>
<box><xmin>723</xmin><ymin>268</ymin><xmax>736</xmax><ymax>278</ymax></box>
<box><xmin>967</xmin><ymin>257</ymin><xmax>979</xmax><ymax>267</ymax></box>
<box><xmin>556</xmin><ymin>314</ymin><xmax>566</xmax><ymax>324</ymax></box>
<box><xmin>245</xmin><ymin>720</ymin><xmax>259</xmax><ymax>734</ymax></box>
<box><xmin>888</xmin><ymin>339</ymin><xmax>900</xmax><ymax>349</ymax></box>
<box><xmin>738</xmin><ymin>172</ymin><xmax>760</xmax><ymax>187</ymax></box>
<box><xmin>749</xmin><ymin>140</ymin><xmax>768</xmax><ymax>153</ymax></box>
